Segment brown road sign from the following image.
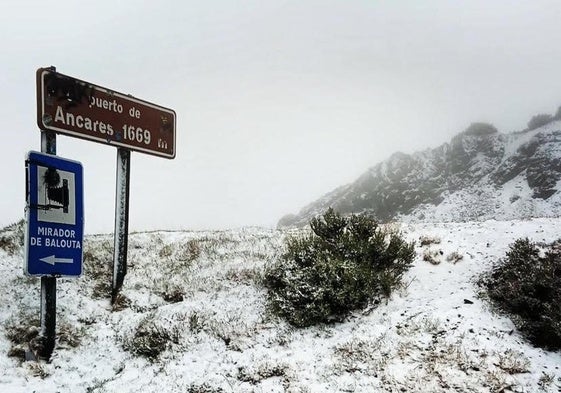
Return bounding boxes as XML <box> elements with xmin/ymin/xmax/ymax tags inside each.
<box><xmin>36</xmin><ymin>67</ymin><xmax>176</xmax><ymax>159</ymax></box>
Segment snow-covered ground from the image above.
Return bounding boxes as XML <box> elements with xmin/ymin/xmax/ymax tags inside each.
<box><xmin>1</xmin><ymin>219</ymin><xmax>561</xmax><ymax>392</ymax></box>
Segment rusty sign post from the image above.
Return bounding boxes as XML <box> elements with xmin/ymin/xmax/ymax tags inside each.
<box><xmin>40</xmin><ymin>131</ymin><xmax>57</xmax><ymax>360</ymax></box>
<box><xmin>36</xmin><ymin>67</ymin><xmax>176</xmax><ymax>302</ymax></box>
<box><xmin>113</xmin><ymin>148</ymin><xmax>130</xmax><ymax>302</ymax></box>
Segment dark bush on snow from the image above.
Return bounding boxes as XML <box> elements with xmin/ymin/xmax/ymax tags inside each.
<box><xmin>462</xmin><ymin>122</ymin><xmax>498</xmax><ymax>136</ymax></box>
<box><xmin>123</xmin><ymin>317</ymin><xmax>179</xmax><ymax>361</ymax></box>
<box><xmin>554</xmin><ymin>105</ymin><xmax>561</xmax><ymax>120</ymax></box>
<box><xmin>481</xmin><ymin>238</ymin><xmax>561</xmax><ymax>350</ymax></box>
<box><xmin>0</xmin><ymin>220</ymin><xmax>25</xmax><ymax>255</ymax></box>
<box><xmin>527</xmin><ymin>113</ymin><xmax>554</xmax><ymax>130</ymax></box>
<box><xmin>264</xmin><ymin>208</ymin><xmax>415</xmax><ymax>327</ymax></box>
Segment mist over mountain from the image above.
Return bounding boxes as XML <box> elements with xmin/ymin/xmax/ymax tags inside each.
<box><xmin>279</xmin><ymin>114</ymin><xmax>561</xmax><ymax>228</ymax></box>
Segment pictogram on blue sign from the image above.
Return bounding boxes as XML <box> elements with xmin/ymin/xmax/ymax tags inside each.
<box><xmin>25</xmin><ymin>151</ymin><xmax>84</xmax><ymax>277</ymax></box>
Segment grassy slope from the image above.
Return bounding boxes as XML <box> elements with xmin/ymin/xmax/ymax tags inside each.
<box><xmin>1</xmin><ymin>221</ymin><xmax>561</xmax><ymax>392</ymax></box>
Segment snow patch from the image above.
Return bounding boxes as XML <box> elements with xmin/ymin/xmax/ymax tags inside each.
<box><xmin>1</xmin><ymin>222</ymin><xmax>561</xmax><ymax>392</ymax></box>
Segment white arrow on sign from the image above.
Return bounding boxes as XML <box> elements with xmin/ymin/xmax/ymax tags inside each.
<box><xmin>40</xmin><ymin>255</ymin><xmax>73</xmax><ymax>265</ymax></box>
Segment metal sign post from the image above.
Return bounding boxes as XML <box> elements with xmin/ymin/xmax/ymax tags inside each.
<box><xmin>40</xmin><ymin>274</ymin><xmax>56</xmax><ymax>360</ymax></box>
<box><xmin>112</xmin><ymin>148</ymin><xmax>130</xmax><ymax>302</ymax></box>
<box><xmin>40</xmin><ymin>132</ymin><xmax>56</xmax><ymax>360</ymax></box>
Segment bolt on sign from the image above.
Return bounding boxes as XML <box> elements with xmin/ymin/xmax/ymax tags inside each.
<box><xmin>36</xmin><ymin>68</ymin><xmax>176</xmax><ymax>159</ymax></box>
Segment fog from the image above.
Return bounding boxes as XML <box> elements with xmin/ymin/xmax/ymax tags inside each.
<box><xmin>2</xmin><ymin>0</ymin><xmax>561</xmax><ymax>233</ymax></box>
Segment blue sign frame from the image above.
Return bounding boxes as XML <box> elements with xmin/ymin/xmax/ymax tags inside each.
<box><xmin>25</xmin><ymin>151</ymin><xmax>84</xmax><ymax>277</ymax></box>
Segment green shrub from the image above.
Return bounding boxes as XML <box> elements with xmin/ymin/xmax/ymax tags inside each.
<box><xmin>554</xmin><ymin>105</ymin><xmax>561</xmax><ymax>120</ymax></box>
<box><xmin>264</xmin><ymin>208</ymin><xmax>415</xmax><ymax>327</ymax></box>
<box><xmin>481</xmin><ymin>238</ymin><xmax>561</xmax><ymax>350</ymax></box>
<box><xmin>186</xmin><ymin>383</ymin><xmax>224</xmax><ymax>393</ymax></box>
<box><xmin>527</xmin><ymin>113</ymin><xmax>553</xmax><ymax>130</ymax></box>
<box><xmin>0</xmin><ymin>220</ymin><xmax>25</xmax><ymax>255</ymax></box>
<box><xmin>462</xmin><ymin>122</ymin><xmax>498</xmax><ymax>136</ymax></box>
<box><xmin>123</xmin><ymin>316</ymin><xmax>180</xmax><ymax>361</ymax></box>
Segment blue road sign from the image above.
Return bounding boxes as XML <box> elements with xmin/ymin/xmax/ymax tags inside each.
<box><xmin>25</xmin><ymin>151</ymin><xmax>84</xmax><ymax>277</ymax></box>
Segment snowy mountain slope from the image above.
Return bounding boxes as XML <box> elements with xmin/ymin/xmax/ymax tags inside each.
<box><xmin>279</xmin><ymin>121</ymin><xmax>561</xmax><ymax>228</ymax></box>
<box><xmin>1</xmin><ymin>220</ymin><xmax>561</xmax><ymax>392</ymax></box>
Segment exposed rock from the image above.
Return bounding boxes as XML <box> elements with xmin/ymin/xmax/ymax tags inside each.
<box><xmin>279</xmin><ymin>120</ymin><xmax>561</xmax><ymax>228</ymax></box>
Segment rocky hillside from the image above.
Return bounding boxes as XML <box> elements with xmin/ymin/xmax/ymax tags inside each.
<box><xmin>279</xmin><ymin>119</ymin><xmax>561</xmax><ymax>227</ymax></box>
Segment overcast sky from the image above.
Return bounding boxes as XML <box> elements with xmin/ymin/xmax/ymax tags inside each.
<box><xmin>2</xmin><ymin>0</ymin><xmax>561</xmax><ymax>233</ymax></box>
